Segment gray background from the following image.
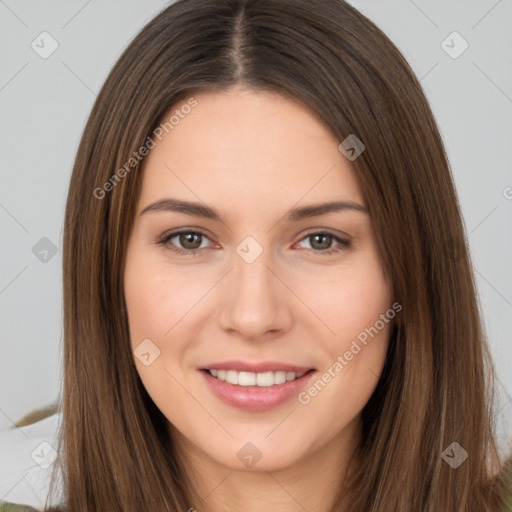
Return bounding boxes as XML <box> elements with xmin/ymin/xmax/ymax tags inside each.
<box><xmin>1</xmin><ymin>0</ymin><xmax>511</xmax><ymax>449</ymax></box>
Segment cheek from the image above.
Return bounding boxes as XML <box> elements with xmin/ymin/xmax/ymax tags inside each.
<box><xmin>124</xmin><ymin>248</ymin><xmax>206</xmax><ymax>347</ymax></box>
<box><xmin>304</xmin><ymin>256</ymin><xmax>392</xmax><ymax>350</ymax></box>
<box><xmin>334</xmin><ymin>275</ymin><xmax>391</xmax><ymax>341</ymax></box>
<box><xmin>123</xmin><ymin>246</ymin><xmax>198</xmax><ymax>415</ymax></box>
<box><xmin>295</xmin><ymin>270</ymin><xmax>392</xmax><ymax>438</ymax></box>
<box><xmin>124</xmin><ymin>269</ymin><xmax>168</xmax><ymax>348</ymax></box>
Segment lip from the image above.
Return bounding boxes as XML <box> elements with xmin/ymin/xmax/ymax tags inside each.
<box><xmin>200</xmin><ymin>365</ymin><xmax>316</xmax><ymax>412</ymax></box>
<box><xmin>199</xmin><ymin>360</ymin><xmax>313</xmax><ymax>373</ymax></box>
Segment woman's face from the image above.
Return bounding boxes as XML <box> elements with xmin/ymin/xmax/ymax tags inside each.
<box><xmin>124</xmin><ymin>87</ymin><xmax>394</xmax><ymax>472</ymax></box>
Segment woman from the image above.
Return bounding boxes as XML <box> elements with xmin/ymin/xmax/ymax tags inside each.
<box><xmin>3</xmin><ymin>0</ymin><xmax>511</xmax><ymax>510</ymax></box>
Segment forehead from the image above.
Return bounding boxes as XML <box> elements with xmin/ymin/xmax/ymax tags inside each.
<box><xmin>138</xmin><ymin>88</ymin><xmax>364</xmax><ymax>217</ymax></box>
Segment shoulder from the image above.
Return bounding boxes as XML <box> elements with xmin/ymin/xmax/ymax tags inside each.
<box><xmin>0</xmin><ymin>504</ymin><xmax>40</xmax><ymax>511</ymax></box>
<box><xmin>498</xmin><ymin>457</ymin><xmax>512</xmax><ymax>512</ymax></box>
<box><xmin>0</xmin><ymin>405</ymin><xmax>62</xmax><ymax>512</ymax></box>
<box><xmin>0</xmin><ymin>505</ymin><xmax>63</xmax><ymax>512</ymax></box>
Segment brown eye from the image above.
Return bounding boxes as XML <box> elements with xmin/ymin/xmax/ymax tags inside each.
<box><xmin>178</xmin><ymin>232</ymin><xmax>203</xmax><ymax>250</ymax></box>
<box><xmin>309</xmin><ymin>233</ymin><xmax>333</xmax><ymax>250</ymax></box>
<box><xmin>297</xmin><ymin>231</ymin><xmax>351</xmax><ymax>255</ymax></box>
<box><xmin>158</xmin><ymin>230</ymin><xmax>213</xmax><ymax>255</ymax></box>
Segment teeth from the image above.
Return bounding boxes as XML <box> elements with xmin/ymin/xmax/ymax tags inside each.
<box><xmin>238</xmin><ymin>371</ymin><xmax>256</xmax><ymax>386</ymax></box>
<box><xmin>256</xmin><ymin>372</ymin><xmax>274</xmax><ymax>387</ymax></box>
<box><xmin>274</xmin><ymin>371</ymin><xmax>287</xmax><ymax>385</ymax></box>
<box><xmin>226</xmin><ymin>370</ymin><xmax>238</xmax><ymax>385</ymax></box>
<box><xmin>208</xmin><ymin>369</ymin><xmax>306</xmax><ymax>386</ymax></box>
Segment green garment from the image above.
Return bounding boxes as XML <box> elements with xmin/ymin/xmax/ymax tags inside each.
<box><xmin>0</xmin><ymin>505</ymin><xmax>40</xmax><ymax>512</ymax></box>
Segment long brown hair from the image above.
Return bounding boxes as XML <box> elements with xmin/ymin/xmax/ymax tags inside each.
<box><xmin>51</xmin><ymin>0</ymin><xmax>511</xmax><ymax>510</ymax></box>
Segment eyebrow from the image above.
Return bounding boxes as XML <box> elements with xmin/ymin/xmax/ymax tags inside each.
<box><xmin>140</xmin><ymin>197</ymin><xmax>368</xmax><ymax>222</ymax></box>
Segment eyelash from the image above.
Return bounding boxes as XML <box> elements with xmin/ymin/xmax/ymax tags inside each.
<box><xmin>156</xmin><ymin>229</ymin><xmax>351</xmax><ymax>257</ymax></box>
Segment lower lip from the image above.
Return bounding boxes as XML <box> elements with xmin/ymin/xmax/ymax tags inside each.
<box><xmin>201</xmin><ymin>370</ymin><xmax>315</xmax><ymax>411</ymax></box>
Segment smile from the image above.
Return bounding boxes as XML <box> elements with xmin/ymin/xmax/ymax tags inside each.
<box><xmin>207</xmin><ymin>369</ymin><xmax>307</xmax><ymax>387</ymax></box>
<box><xmin>201</xmin><ymin>365</ymin><xmax>316</xmax><ymax>411</ymax></box>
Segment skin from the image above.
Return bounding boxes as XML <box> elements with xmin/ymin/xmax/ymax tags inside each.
<box><xmin>124</xmin><ymin>87</ymin><xmax>394</xmax><ymax>512</ymax></box>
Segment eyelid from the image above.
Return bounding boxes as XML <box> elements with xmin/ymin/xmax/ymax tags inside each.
<box><xmin>156</xmin><ymin>227</ymin><xmax>216</xmax><ymax>250</ymax></box>
<box><xmin>297</xmin><ymin>226</ymin><xmax>352</xmax><ymax>242</ymax></box>
<box><xmin>159</xmin><ymin>227</ymin><xmax>211</xmax><ymax>240</ymax></box>
<box><xmin>295</xmin><ymin>227</ymin><xmax>351</xmax><ymax>242</ymax></box>
<box><xmin>292</xmin><ymin>229</ymin><xmax>351</xmax><ymax>253</ymax></box>
<box><xmin>157</xmin><ymin>227</ymin><xmax>351</xmax><ymax>255</ymax></box>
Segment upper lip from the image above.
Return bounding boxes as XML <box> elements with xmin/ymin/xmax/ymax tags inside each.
<box><xmin>200</xmin><ymin>360</ymin><xmax>314</xmax><ymax>373</ymax></box>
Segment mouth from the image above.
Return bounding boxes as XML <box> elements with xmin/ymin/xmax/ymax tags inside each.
<box><xmin>199</xmin><ymin>362</ymin><xmax>316</xmax><ymax>411</ymax></box>
<box><xmin>204</xmin><ymin>368</ymin><xmax>309</xmax><ymax>387</ymax></box>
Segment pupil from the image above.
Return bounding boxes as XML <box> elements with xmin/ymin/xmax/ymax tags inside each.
<box><xmin>181</xmin><ymin>233</ymin><xmax>201</xmax><ymax>249</ymax></box>
<box><xmin>177</xmin><ymin>233</ymin><xmax>333</xmax><ymax>251</ymax></box>
<box><xmin>312</xmin><ymin>234</ymin><xmax>331</xmax><ymax>250</ymax></box>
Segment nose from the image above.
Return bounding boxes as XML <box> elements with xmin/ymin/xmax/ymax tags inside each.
<box><xmin>218</xmin><ymin>246</ymin><xmax>294</xmax><ymax>341</ymax></box>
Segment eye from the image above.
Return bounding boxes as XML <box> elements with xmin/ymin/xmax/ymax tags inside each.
<box><xmin>295</xmin><ymin>231</ymin><xmax>351</xmax><ymax>255</ymax></box>
<box><xmin>156</xmin><ymin>229</ymin><xmax>351</xmax><ymax>257</ymax></box>
<box><xmin>157</xmin><ymin>229</ymin><xmax>214</xmax><ymax>255</ymax></box>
